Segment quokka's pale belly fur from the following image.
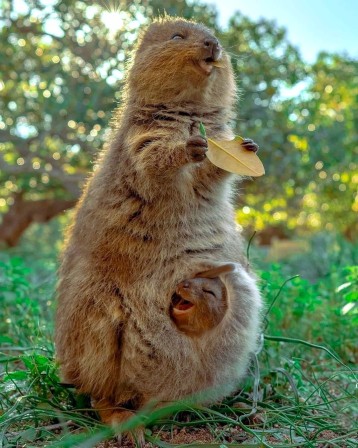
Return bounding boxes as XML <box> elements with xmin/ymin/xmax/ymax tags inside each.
<box><xmin>101</xmin><ymin>189</ymin><xmax>262</xmax><ymax>402</ymax></box>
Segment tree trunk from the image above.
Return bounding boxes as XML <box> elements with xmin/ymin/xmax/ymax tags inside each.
<box><xmin>0</xmin><ymin>194</ymin><xmax>77</xmax><ymax>247</ymax></box>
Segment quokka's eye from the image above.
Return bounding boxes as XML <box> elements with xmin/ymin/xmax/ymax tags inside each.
<box><xmin>172</xmin><ymin>34</ymin><xmax>184</xmax><ymax>40</ymax></box>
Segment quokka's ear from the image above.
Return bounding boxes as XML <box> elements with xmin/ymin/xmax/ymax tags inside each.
<box><xmin>195</xmin><ymin>263</ymin><xmax>236</xmax><ymax>279</ymax></box>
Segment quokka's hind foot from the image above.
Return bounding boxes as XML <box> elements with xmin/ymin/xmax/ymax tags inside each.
<box><xmin>95</xmin><ymin>399</ymin><xmax>145</xmax><ymax>447</ymax></box>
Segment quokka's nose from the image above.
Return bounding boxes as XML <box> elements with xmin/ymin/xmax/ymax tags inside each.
<box><xmin>203</xmin><ymin>38</ymin><xmax>222</xmax><ymax>60</ymax></box>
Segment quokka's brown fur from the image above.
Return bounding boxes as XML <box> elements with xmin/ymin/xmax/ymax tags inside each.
<box><xmin>55</xmin><ymin>16</ymin><xmax>262</xmax><ymax>426</ymax></box>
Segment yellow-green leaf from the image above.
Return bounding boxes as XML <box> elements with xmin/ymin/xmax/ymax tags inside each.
<box><xmin>207</xmin><ymin>137</ymin><xmax>265</xmax><ymax>176</ymax></box>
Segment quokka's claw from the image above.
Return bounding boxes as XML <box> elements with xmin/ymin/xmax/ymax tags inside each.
<box><xmin>242</xmin><ymin>138</ymin><xmax>259</xmax><ymax>153</ymax></box>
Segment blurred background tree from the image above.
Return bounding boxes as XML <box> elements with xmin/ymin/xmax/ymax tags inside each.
<box><xmin>0</xmin><ymin>0</ymin><xmax>356</xmax><ymax>246</ymax></box>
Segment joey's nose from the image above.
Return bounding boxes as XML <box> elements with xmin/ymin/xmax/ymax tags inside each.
<box><xmin>203</xmin><ymin>38</ymin><xmax>222</xmax><ymax>60</ymax></box>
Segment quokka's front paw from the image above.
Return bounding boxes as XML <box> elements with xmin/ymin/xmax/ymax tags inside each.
<box><xmin>241</xmin><ymin>138</ymin><xmax>259</xmax><ymax>153</ymax></box>
<box><xmin>186</xmin><ymin>135</ymin><xmax>208</xmax><ymax>162</ymax></box>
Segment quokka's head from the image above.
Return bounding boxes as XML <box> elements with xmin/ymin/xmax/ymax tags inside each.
<box><xmin>126</xmin><ymin>17</ymin><xmax>236</xmax><ymax>106</ymax></box>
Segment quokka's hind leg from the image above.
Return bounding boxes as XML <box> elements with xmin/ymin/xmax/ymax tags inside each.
<box><xmin>95</xmin><ymin>397</ymin><xmax>146</xmax><ymax>447</ymax></box>
<box><xmin>55</xmin><ymin>281</ymin><xmax>127</xmax><ymax>398</ymax></box>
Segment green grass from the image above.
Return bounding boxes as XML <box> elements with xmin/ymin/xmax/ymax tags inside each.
<box><xmin>0</xmin><ymin>222</ymin><xmax>357</xmax><ymax>447</ymax></box>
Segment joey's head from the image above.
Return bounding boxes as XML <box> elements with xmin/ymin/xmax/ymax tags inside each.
<box><xmin>127</xmin><ymin>17</ymin><xmax>236</xmax><ymax>106</ymax></box>
<box><xmin>170</xmin><ymin>263</ymin><xmax>236</xmax><ymax>337</ymax></box>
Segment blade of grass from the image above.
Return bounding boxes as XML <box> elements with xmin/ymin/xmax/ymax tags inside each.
<box><xmin>264</xmin><ymin>335</ymin><xmax>357</xmax><ymax>380</ymax></box>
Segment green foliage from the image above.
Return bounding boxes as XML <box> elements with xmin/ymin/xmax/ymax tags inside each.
<box><xmin>0</xmin><ymin>256</ymin><xmax>54</xmax><ymax>348</ymax></box>
<box><xmin>255</xmin><ymin>233</ymin><xmax>357</xmax><ymax>363</ymax></box>
<box><xmin>261</xmin><ymin>264</ymin><xmax>357</xmax><ymax>362</ymax></box>
<box><xmin>0</xmin><ymin>0</ymin><xmax>135</xmax><ymax>204</ymax></box>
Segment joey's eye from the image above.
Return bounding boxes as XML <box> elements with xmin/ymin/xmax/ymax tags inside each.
<box><xmin>172</xmin><ymin>34</ymin><xmax>184</xmax><ymax>40</ymax></box>
<box><xmin>203</xmin><ymin>289</ymin><xmax>216</xmax><ymax>298</ymax></box>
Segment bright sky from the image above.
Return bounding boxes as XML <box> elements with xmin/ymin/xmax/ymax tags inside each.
<box><xmin>210</xmin><ymin>0</ymin><xmax>358</xmax><ymax>62</ymax></box>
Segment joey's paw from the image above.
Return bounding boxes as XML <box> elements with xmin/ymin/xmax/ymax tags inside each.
<box><xmin>186</xmin><ymin>135</ymin><xmax>208</xmax><ymax>162</ymax></box>
<box><xmin>242</xmin><ymin>138</ymin><xmax>259</xmax><ymax>153</ymax></box>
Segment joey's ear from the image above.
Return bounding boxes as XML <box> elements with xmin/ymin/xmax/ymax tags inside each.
<box><xmin>195</xmin><ymin>263</ymin><xmax>236</xmax><ymax>279</ymax></box>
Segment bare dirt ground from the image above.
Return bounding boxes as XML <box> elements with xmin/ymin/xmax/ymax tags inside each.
<box><xmin>96</xmin><ymin>427</ymin><xmax>216</xmax><ymax>447</ymax></box>
<box><xmin>95</xmin><ymin>425</ymin><xmax>350</xmax><ymax>447</ymax></box>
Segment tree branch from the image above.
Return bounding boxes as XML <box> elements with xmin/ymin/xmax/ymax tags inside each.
<box><xmin>0</xmin><ymin>194</ymin><xmax>77</xmax><ymax>246</ymax></box>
